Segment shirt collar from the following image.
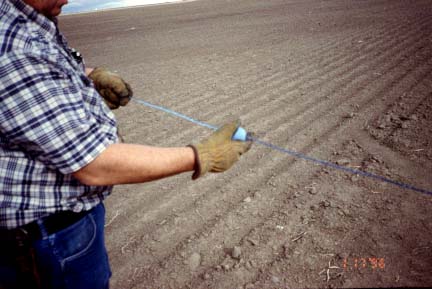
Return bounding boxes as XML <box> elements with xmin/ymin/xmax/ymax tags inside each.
<box><xmin>6</xmin><ymin>0</ymin><xmax>58</xmax><ymax>41</ymax></box>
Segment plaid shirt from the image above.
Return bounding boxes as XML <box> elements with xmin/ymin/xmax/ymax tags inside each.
<box><xmin>0</xmin><ymin>0</ymin><xmax>119</xmax><ymax>229</ymax></box>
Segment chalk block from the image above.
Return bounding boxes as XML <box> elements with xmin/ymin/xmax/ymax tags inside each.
<box><xmin>232</xmin><ymin>127</ymin><xmax>248</xmax><ymax>141</ymax></box>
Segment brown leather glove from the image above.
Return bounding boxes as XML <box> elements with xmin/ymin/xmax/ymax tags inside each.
<box><xmin>189</xmin><ymin>120</ymin><xmax>252</xmax><ymax>180</ymax></box>
<box><xmin>88</xmin><ymin>67</ymin><xmax>133</xmax><ymax>109</ymax></box>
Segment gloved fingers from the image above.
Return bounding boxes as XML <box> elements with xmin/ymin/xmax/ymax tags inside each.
<box><xmin>241</xmin><ymin>131</ymin><xmax>254</xmax><ymax>153</ymax></box>
<box><xmin>100</xmin><ymin>89</ymin><xmax>118</xmax><ymax>105</ymax></box>
<box><xmin>89</xmin><ymin>68</ymin><xmax>132</xmax><ymax>108</ymax></box>
<box><xmin>111</xmin><ymin>78</ymin><xmax>133</xmax><ymax>105</ymax></box>
<box><xmin>124</xmin><ymin>81</ymin><xmax>133</xmax><ymax>98</ymax></box>
<box><xmin>104</xmin><ymin>98</ymin><xmax>120</xmax><ymax>109</ymax></box>
<box><xmin>118</xmin><ymin>81</ymin><xmax>133</xmax><ymax>106</ymax></box>
<box><xmin>234</xmin><ymin>139</ymin><xmax>252</xmax><ymax>154</ymax></box>
<box><xmin>213</xmin><ymin>119</ymin><xmax>241</xmax><ymax>140</ymax></box>
<box><xmin>210</xmin><ymin>148</ymin><xmax>242</xmax><ymax>173</ymax></box>
<box><xmin>109</xmin><ymin>77</ymin><xmax>128</xmax><ymax>94</ymax></box>
<box><xmin>213</xmin><ymin>142</ymin><xmax>249</xmax><ymax>172</ymax></box>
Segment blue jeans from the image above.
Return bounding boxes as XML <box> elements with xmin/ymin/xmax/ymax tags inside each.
<box><xmin>0</xmin><ymin>203</ymin><xmax>111</xmax><ymax>289</ymax></box>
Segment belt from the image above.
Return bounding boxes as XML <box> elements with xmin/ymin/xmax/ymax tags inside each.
<box><xmin>1</xmin><ymin>209</ymin><xmax>90</xmax><ymax>242</ymax></box>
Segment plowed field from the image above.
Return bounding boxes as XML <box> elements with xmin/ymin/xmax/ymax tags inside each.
<box><xmin>60</xmin><ymin>0</ymin><xmax>432</xmax><ymax>288</ymax></box>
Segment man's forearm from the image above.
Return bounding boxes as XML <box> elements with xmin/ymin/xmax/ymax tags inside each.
<box><xmin>72</xmin><ymin>143</ymin><xmax>195</xmax><ymax>186</ymax></box>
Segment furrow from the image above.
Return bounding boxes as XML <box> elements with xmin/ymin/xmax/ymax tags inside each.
<box><xmin>107</xmin><ymin>16</ymin><xmax>432</xmax><ymax>253</ymax></box>
<box><xmin>171</xmin><ymin>14</ymin><xmax>430</xmax><ymax>123</ymax></box>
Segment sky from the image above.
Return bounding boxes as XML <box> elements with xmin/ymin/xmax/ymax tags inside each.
<box><xmin>62</xmin><ymin>0</ymin><xmax>184</xmax><ymax>14</ymax></box>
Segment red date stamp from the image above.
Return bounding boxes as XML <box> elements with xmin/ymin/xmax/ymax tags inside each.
<box><xmin>343</xmin><ymin>257</ymin><xmax>385</xmax><ymax>270</ymax></box>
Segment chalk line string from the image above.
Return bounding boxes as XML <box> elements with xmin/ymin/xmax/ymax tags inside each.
<box><xmin>131</xmin><ymin>98</ymin><xmax>432</xmax><ymax>196</ymax></box>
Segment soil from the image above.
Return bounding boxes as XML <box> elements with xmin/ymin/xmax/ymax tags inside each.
<box><xmin>60</xmin><ymin>0</ymin><xmax>432</xmax><ymax>288</ymax></box>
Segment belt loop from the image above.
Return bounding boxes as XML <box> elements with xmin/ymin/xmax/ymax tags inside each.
<box><xmin>16</xmin><ymin>228</ymin><xmax>30</xmax><ymax>247</ymax></box>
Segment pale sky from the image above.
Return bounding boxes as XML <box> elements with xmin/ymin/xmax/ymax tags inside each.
<box><xmin>63</xmin><ymin>0</ymin><xmax>184</xmax><ymax>14</ymax></box>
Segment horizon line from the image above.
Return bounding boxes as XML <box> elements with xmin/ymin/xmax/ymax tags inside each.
<box><xmin>61</xmin><ymin>0</ymin><xmax>197</xmax><ymax>16</ymax></box>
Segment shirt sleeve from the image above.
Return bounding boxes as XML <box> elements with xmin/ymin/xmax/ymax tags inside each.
<box><xmin>0</xmin><ymin>51</ymin><xmax>118</xmax><ymax>174</ymax></box>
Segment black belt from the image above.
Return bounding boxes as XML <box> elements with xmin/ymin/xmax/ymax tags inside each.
<box><xmin>1</xmin><ymin>209</ymin><xmax>90</xmax><ymax>242</ymax></box>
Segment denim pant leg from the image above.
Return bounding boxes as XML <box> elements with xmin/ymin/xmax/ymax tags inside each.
<box><xmin>33</xmin><ymin>203</ymin><xmax>112</xmax><ymax>289</ymax></box>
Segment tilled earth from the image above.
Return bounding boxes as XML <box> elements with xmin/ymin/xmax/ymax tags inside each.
<box><xmin>60</xmin><ymin>0</ymin><xmax>432</xmax><ymax>288</ymax></box>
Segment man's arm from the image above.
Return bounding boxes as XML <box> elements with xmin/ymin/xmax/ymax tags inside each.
<box><xmin>81</xmin><ymin>67</ymin><xmax>193</xmax><ymax>185</ymax></box>
<box><xmin>73</xmin><ymin>143</ymin><xmax>195</xmax><ymax>186</ymax></box>
<box><xmin>72</xmin><ymin>120</ymin><xmax>252</xmax><ymax>186</ymax></box>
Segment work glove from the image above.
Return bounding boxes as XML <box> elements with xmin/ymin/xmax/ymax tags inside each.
<box><xmin>189</xmin><ymin>120</ymin><xmax>252</xmax><ymax>180</ymax></box>
<box><xmin>88</xmin><ymin>67</ymin><xmax>133</xmax><ymax>109</ymax></box>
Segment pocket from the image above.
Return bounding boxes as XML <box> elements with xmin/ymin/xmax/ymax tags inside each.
<box><xmin>53</xmin><ymin>206</ymin><xmax>111</xmax><ymax>289</ymax></box>
<box><xmin>53</xmin><ymin>213</ymin><xmax>97</xmax><ymax>266</ymax></box>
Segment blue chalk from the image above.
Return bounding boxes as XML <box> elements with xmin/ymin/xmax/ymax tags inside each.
<box><xmin>232</xmin><ymin>127</ymin><xmax>248</xmax><ymax>141</ymax></box>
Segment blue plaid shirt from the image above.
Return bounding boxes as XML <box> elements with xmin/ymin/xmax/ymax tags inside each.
<box><xmin>0</xmin><ymin>0</ymin><xmax>119</xmax><ymax>229</ymax></box>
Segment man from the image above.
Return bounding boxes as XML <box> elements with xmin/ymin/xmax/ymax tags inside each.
<box><xmin>0</xmin><ymin>0</ymin><xmax>252</xmax><ymax>288</ymax></box>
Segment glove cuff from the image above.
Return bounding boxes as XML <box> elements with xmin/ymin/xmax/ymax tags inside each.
<box><xmin>88</xmin><ymin>67</ymin><xmax>101</xmax><ymax>78</ymax></box>
<box><xmin>187</xmin><ymin>145</ymin><xmax>202</xmax><ymax>180</ymax></box>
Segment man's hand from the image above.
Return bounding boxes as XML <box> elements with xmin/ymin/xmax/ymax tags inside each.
<box><xmin>189</xmin><ymin>120</ymin><xmax>252</xmax><ymax>180</ymax></box>
<box><xmin>88</xmin><ymin>67</ymin><xmax>133</xmax><ymax>109</ymax></box>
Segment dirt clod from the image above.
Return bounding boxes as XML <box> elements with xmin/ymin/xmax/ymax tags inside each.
<box><xmin>231</xmin><ymin>246</ymin><xmax>242</xmax><ymax>259</ymax></box>
<box><xmin>188</xmin><ymin>253</ymin><xmax>201</xmax><ymax>271</ymax></box>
